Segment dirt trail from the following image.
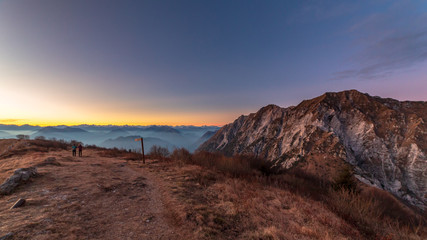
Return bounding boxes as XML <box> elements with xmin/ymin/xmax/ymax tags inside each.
<box><xmin>0</xmin><ymin>149</ymin><xmax>190</xmax><ymax>240</ymax></box>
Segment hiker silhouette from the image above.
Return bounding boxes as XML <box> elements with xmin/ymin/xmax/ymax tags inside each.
<box><xmin>72</xmin><ymin>144</ymin><xmax>77</xmax><ymax>156</ymax></box>
<box><xmin>78</xmin><ymin>144</ymin><xmax>83</xmax><ymax>157</ymax></box>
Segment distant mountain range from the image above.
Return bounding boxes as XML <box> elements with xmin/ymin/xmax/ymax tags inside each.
<box><xmin>0</xmin><ymin>125</ymin><xmax>219</xmax><ymax>153</ymax></box>
<box><xmin>37</xmin><ymin>126</ymin><xmax>88</xmax><ymax>134</ymax></box>
<box><xmin>145</xmin><ymin>126</ymin><xmax>180</xmax><ymax>134</ymax></box>
<box><xmin>101</xmin><ymin>136</ymin><xmax>176</xmax><ymax>152</ymax></box>
<box><xmin>0</xmin><ymin>124</ymin><xmax>41</xmax><ymax>131</ymax></box>
<box><xmin>199</xmin><ymin>90</ymin><xmax>427</xmax><ymax>209</ymax></box>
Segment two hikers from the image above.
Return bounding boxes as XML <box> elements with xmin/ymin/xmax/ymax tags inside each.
<box><xmin>71</xmin><ymin>143</ymin><xmax>83</xmax><ymax>157</ymax></box>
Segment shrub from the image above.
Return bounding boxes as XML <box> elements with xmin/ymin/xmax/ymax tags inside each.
<box><xmin>191</xmin><ymin>151</ymin><xmax>271</xmax><ymax>178</ymax></box>
<box><xmin>332</xmin><ymin>165</ymin><xmax>357</xmax><ymax>192</ymax></box>
<box><xmin>32</xmin><ymin>139</ymin><xmax>68</xmax><ymax>150</ymax></box>
<box><xmin>85</xmin><ymin>144</ymin><xmax>99</xmax><ymax>149</ymax></box>
<box><xmin>69</xmin><ymin>140</ymin><xmax>82</xmax><ymax>146</ymax></box>
<box><xmin>164</xmin><ymin>150</ymin><xmax>425</xmax><ymax>239</ymax></box>
<box><xmin>148</xmin><ymin>145</ymin><xmax>170</xmax><ymax>159</ymax></box>
<box><xmin>361</xmin><ymin>187</ymin><xmax>421</xmax><ymax>224</ymax></box>
<box><xmin>237</xmin><ymin>154</ymin><xmax>279</xmax><ymax>176</ymax></box>
<box><xmin>98</xmin><ymin>147</ymin><xmax>141</xmax><ymax>160</ymax></box>
<box><xmin>327</xmin><ymin>188</ymin><xmax>386</xmax><ymax>238</ymax></box>
<box><xmin>192</xmin><ymin>151</ymin><xmax>222</xmax><ymax>168</ymax></box>
<box><xmin>35</xmin><ymin>136</ymin><xmax>46</xmax><ymax>140</ymax></box>
<box><xmin>170</xmin><ymin>148</ymin><xmax>192</xmax><ymax>163</ymax></box>
<box><xmin>16</xmin><ymin>134</ymin><xmax>30</xmax><ymax>140</ymax></box>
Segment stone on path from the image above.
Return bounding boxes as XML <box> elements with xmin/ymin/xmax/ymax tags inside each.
<box><xmin>10</xmin><ymin>198</ymin><xmax>26</xmax><ymax>209</ymax></box>
<box><xmin>36</xmin><ymin>157</ymin><xmax>61</xmax><ymax>167</ymax></box>
<box><xmin>0</xmin><ymin>232</ymin><xmax>13</xmax><ymax>240</ymax></box>
<box><xmin>0</xmin><ymin>167</ymin><xmax>38</xmax><ymax>195</ymax></box>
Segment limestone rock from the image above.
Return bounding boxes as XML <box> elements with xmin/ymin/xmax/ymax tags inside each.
<box><xmin>0</xmin><ymin>167</ymin><xmax>38</xmax><ymax>195</ymax></box>
<box><xmin>0</xmin><ymin>233</ymin><xmax>13</xmax><ymax>240</ymax></box>
<box><xmin>198</xmin><ymin>90</ymin><xmax>427</xmax><ymax>209</ymax></box>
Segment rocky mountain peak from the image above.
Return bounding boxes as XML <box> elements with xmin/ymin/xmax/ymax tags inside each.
<box><xmin>198</xmin><ymin>90</ymin><xmax>427</xmax><ymax>209</ymax></box>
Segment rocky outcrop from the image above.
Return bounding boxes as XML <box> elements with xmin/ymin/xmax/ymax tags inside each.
<box><xmin>36</xmin><ymin>157</ymin><xmax>61</xmax><ymax>167</ymax></box>
<box><xmin>0</xmin><ymin>167</ymin><xmax>38</xmax><ymax>195</ymax></box>
<box><xmin>0</xmin><ymin>233</ymin><xmax>13</xmax><ymax>240</ymax></box>
<box><xmin>198</xmin><ymin>90</ymin><xmax>427</xmax><ymax>209</ymax></box>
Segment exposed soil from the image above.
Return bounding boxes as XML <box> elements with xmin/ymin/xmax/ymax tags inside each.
<box><xmin>0</xmin><ymin>148</ymin><xmax>191</xmax><ymax>240</ymax></box>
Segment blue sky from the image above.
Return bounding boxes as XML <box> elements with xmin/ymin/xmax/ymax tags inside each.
<box><xmin>0</xmin><ymin>0</ymin><xmax>426</xmax><ymax>126</ymax></box>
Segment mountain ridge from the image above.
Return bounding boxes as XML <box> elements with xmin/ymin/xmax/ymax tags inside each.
<box><xmin>198</xmin><ymin>90</ymin><xmax>427</xmax><ymax>209</ymax></box>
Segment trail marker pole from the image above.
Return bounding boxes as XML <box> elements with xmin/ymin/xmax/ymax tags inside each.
<box><xmin>134</xmin><ymin>137</ymin><xmax>145</xmax><ymax>164</ymax></box>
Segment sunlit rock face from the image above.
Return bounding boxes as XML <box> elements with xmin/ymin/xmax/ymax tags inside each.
<box><xmin>198</xmin><ymin>90</ymin><xmax>427</xmax><ymax>209</ymax></box>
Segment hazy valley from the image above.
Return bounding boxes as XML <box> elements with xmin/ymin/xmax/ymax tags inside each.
<box><xmin>0</xmin><ymin>125</ymin><xmax>220</xmax><ymax>153</ymax></box>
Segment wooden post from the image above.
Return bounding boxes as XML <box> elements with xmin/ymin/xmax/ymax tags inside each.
<box><xmin>135</xmin><ymin>137</ymin><xmax>145</xmax><ymax>164</ymax></box>
<box><xmin>141</xmin><ymin>138</ymin><xmax>145</xmax><ymax>164</ymax></box>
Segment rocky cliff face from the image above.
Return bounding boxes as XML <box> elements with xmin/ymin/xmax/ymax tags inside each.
<box><xmin>198</xmin><ymin>90</ymin><xmax>427</xmax><ymax>209</ymax></box>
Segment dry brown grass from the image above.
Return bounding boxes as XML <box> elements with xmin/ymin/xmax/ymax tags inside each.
<box><xmin>183</xmin><ymin>151</ymin><xmax>277</xmax><ymax>178</ymax></box>
<box><xmin>0</xmin><ymin>139</ymin><xmax>69</xmax><ymax>160</ymax></box>
<box><xmin>149</xmin><ymin>149</ymin><xmax>426</xmax><ymax>240</ymax></box>
<box><xmin>327</xmin><ymin>187</ymin><xmax>426</xmax><ymax>239</ymax></box>
<box><xmin>0</xmin><ymin>142</ymin><xmax>189</xmax><ymax>239</ymax></box>
<box><xmin>97</xmin><ymin>147</ymin><xmax>142</xmax><ymax>160</ymax></box>
<box><xmin>147</xmin><ymin>145</ymin><xmax>170</xmax><ymax>160</ymax></box>
<box><xmin>1</xmin><ymin>139</ymin><xmax>425</xmax><ymax>239</ymax></box>
<box><xmin>148</xmin><ymin>162</ymin><xmax>361</xmax><ymax>239</ymax></box>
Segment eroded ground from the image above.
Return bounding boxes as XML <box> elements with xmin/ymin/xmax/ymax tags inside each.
<box><xmin>0</xmin><ymin>147</ymin><xmax>190</xmax><ymax>240</ymax></box>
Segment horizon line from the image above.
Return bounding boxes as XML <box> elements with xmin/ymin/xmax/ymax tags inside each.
<box><xmin>0</xmin><ymin>123</ymin><xmax>223</xmax><ymax>128</ymax></box>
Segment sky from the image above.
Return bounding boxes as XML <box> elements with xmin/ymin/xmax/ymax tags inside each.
<box><xmin>0</xmin><ymin>0</ymin><xmax>426</xmax><ymax>126</ymax></box>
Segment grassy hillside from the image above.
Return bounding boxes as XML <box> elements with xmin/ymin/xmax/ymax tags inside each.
<box><xmin>0</xmin><ymin>139</ymin><xmax>425</xmax><ymax>239</ymax></box>
<box><xmin>152</xmin><ymin>148</ymin><xmax>426</xmax><ymax>239</ymax></box>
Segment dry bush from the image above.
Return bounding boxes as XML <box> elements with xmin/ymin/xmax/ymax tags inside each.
<box><xmin>327</xmin><ymin>188</ymin><xmax>384</xmax><ymax>237</ymax></box>
<box><xmin>148</xmin><ymin>145</ymin><xmax>170</xmax><ymax>160</ymax></box>
<box><xmin>69</xmin><ymin>140</ymin><xmax>83</xmax><ymax>146</ymax></box>
<box><xmin>271</xmin><ymin>169</ymin><xmax>426</xmax><ymax>239</ymax></box>
<box><xmin>16</xmin><ymin>134</ymin><xmax>30</xmax><ymax>139</ymax></box>
<box><xmin>239</xmin><ymin>154</ymin><xmax>279</xmax><ymax>176</ymax></box>
<box><xmin>190</xmin><ymin>151</ymin><xmax>277</xmax><ymax>178</ymax></box>
<box><xmin>326</xmin><ymin>187</ymin><xmax>426</xmax><ymax>239</ymax></box>
<box><xmin>332</xmin><ymin>165</ymin><xmax>357</xmax><ymax>192</ymax></box>
<box><xmin>250</xmin><ymin>168</ymin><xmax>330</xmax><ymax>203</ymax></box>
<box><xmin>122</xmin><ymin>151</ymin><xmax>142</xmax><ymax>161</ymax></box>
<box><xmin>170</xmin><ymin>148</ymin><xmax>192</xmax><ymax>164</ymax></box>
<box><xmin>169</xmin><ymin>151</ymin><xmax>426</xmax><ymax>239</ymax></box>
<box><xmin>191</xmin><ymin>151</ymin><xmax>220</xmax><ymax>167</ymax></box>
<box><xmin>173</xmin><ymin>167</ymin><xmax>355</xmax><ymax>240</ymax></box>
<box><xmin>98</xmin><ymin>147</ymin><xmax>124</xmax><ymax>158</ymax></box>
<box><xmin>98</xmin><ymin>147</ymin><xmax>141</xmax><ymax>160</ymax></box>
<box><xmin>84</xmin><ymin>144</ymin><xmax>100</xmax><ymax>149</ymax></box>
<box><xmin>192</xmin><ymin>151</ymin><xmax>251</xmax><ymax>177</ymax></box>
<box><xmin>361</xmin><ymin>187</ymin><xmax>425</xmax><ymax>227</ymax></box>
<box><xmin>34</xmin><ymin>136</ymin><xmax>46</xmax><ymax>140</ymax></box>
<box><xmin>31</xmin><ymin>139</ymin><xmax>68</xmax><ymax>150</ymax></box>
<box><xmin>0</xmin><ymin>139</ymin><xmax>69</xmax><ymax>159</ymax></box>
<box><xmin>215</xmin><ymin>156</ymin><xmax>252</xmax><ymax>177</ymax></box>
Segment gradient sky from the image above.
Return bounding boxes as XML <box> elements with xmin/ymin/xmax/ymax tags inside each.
<box><xmin>0</xmin><ymin>0</ymin><xmax>426</xmax><ymax>126</ymax></box>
